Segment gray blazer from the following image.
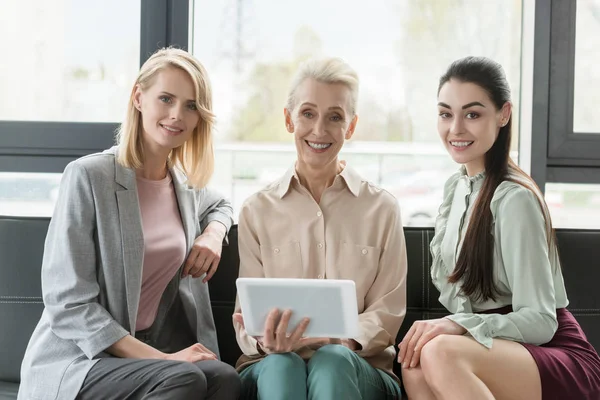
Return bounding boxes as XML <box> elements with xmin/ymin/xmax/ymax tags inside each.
<box><xmin>18</xmin><ymin>147</ymin><xmax>233</xmax><ymax>400</ymax></box>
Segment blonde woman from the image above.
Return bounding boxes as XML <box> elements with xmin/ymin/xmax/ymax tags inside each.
<box><xmin>18</xmin><ymin>48</ymin><xmax>241</xmax><ymax>400</ymax></box>
<box><xmin>233</xmin><ymin>58</ymin><xmax>406</xmax><ymax>400</ymax></box>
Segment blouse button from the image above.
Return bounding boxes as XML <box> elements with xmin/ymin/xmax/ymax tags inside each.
<box><xmin>274</xmin><ymin>248</ymin><xmax>280</xmax><ymax>254</ymax></box>
<box><xmin>316</xmin><ymin>211</ymin><xmax>323</xmax><ymax>217</ymax></box>
<box><xmin>317</xmin><ymin>274</ymin><xmax>323</xmax><ymax>279</ymax></box>
<box><xmin>361</xmin><ymin>249</ymin><xmax>368</xmax><ymax>255</ymax></box>
<box><xmin>317</xmin><ymin>243</ymin><xmax>323</xmax><ymax>249</ymax></box>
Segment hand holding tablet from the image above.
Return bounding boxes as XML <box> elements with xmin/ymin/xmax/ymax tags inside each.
<box><xmin>235</xmin><ymin>278</ymin><xmax>360</xmax><ymax>350</ymax></box>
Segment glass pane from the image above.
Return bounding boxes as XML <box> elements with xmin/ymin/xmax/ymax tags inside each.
<box><xmin>0</xmin><ymin>173</ymin><xmax>62</xmax><ymax>217</ymax></box>
<box><xmin>0</xmin><ymin>0</ymin><xmax>140</xmax><ymax>122</ymax></box>
<box><xmin>573</xmin><ymin>0</ymin><xmax>600</xmax><ymax>133</ymax></box>
<box><xmin>546</xmin><ymin>183</ymin><xmax>600</xmax><ymax>229</ymax></box>
<box><xmin>196</xmin><ymin>0</ymin><xmax>524</xmax><ymax>224</ymax></box>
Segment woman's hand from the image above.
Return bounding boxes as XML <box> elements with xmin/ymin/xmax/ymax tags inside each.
<box><xmin>234</xmin><ymin>309</ymin><xmax>327</xmax><ymax>354</ymax></box>
<box><xmin>164</xmin><ymin>343</ymin><xmax>218</xmax><ymax>362</ymax></box>
<box><xmin>398</xmin><ymin>318</ymin><xmax>467</xmax><ymax>368</ymax></box>
<box><xmin>183</xmin><ymin>222</ymin><xmax>226</xmax><ymax>282</ymax></box>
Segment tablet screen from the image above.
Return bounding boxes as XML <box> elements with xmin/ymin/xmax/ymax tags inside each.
<box><xmin>237</xmin><ymin>278</ymin><xmax>359</xmax><ymax>338</ymax></box>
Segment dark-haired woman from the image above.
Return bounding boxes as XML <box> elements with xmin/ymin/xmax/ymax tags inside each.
<box><xmin>397</xmin><ymin>56</ymin><xmax>600</xmax><ymax>400</ymax></box>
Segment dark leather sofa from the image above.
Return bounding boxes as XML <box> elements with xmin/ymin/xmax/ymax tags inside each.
<box><xmin>1</xmin><ymin>215</ymin><xmax>599</xmax><ymax>399</ymax></box>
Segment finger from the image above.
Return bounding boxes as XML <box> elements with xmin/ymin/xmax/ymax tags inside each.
<box><xmin>194</xmin><ymin>353</ymin><xmax>217</xmax><ymax>362</ymax></box>
<box><xmin>276</xmin><ymin>309</ymin><xmax>293</xmax><ymax>349</ymax></box>
<box><xmin>203</xmin><ymin>256</ymin><xmax>221</xmax><ymax>283</ymax></box>
<box><xmin>194</xmin><ymin>343</ymin><xmax>217</xmax><ymax>358</ymax></box>
<box><xmin>191</xmin><ymin>253</ymin><xmax>209</xmax><ymax>278</ymax></box>
<box><xmin>298</xmin><ymin>336</ymin><xmax>327</xmax><ymax>348</ymax></box>
<box><xmin>399</xmin><ymin>324</ymin><xmax>417</xmax><ymax>363</ymax></box>
<box><xmin>399</xmin><ymin>324</ymin><xmax>419</xmax><ymax>365</ymax></box>
<box><xmin>183</xmin><ymin>248</ymin><xmax>200</xmax><ymax>276</ymax></box>
<box><xmin>410</xmin><ymin>331</ymin><xmax>438</xmax><ymax>368</ymax></box>
<box><xmin>233</xmin><ymin>313</ymin><xmax>245</xmax><ymax>329</ymax></box>
<box><xmin>262</xmin><ymin>309</ymin><xmax>280</xmax><ymax>350</ymax></box>
<box><xmin>403</xmin><ymin>327</ymin><xmax>424</xmax><ymax>369</ymax></box>
<box><xmin>289</xmin><ymin>317</ymin><xmax>310</xmax><ymax>345</ymax></box>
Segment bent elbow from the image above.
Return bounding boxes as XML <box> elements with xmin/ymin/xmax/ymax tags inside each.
<box><xmin>531</xmin><ymin>312</ymin><xmax>558</xmax><ymax>345</ymax></box>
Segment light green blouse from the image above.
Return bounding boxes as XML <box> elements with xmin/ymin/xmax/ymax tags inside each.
<box><xmin>430</xmin><ymin>166</ymin><xmax>569</xmax><ymax>348</ymax></box>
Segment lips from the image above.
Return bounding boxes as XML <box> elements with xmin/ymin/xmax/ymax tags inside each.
<box><xmin>160</xmin><ymin>124</ymin><xmax>184</xmax><ymax>135</ymax></box>
<box><xmin>306</xmin><ymin>141</ymin><xmax>332</xmax><ymax>150</ymax></box>
<box><xmin>450</xmin><ymin>141</ymin><xmax>473</xmax><ymax>148</ymax></box>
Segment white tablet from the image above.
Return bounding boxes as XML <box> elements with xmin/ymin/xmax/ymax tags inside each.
<box><xmin>236</xmin><ymin>278</ymin><xmax>359</xmax><ymax>339</ymax></box>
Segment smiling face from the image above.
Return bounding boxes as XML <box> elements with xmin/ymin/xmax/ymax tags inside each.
<box><xmin>134</xmin><ymin>66</ymin><xmax>200</xmax><ymax>157</ymax></box>
<box><xmin>437</xmin><ymin>79</ymin><xmax>511</xmax><ymax>176</ymax></box>
<box><xmin>284</xmin><ymin>78</ymin><xmax>358</xmax><ymax>172</ymax></box>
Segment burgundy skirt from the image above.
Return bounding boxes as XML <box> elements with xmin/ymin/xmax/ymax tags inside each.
<box><xmin>483</xmin><ymin>306</ymin><xmax>600</xmax><ymax>400</ymax></box>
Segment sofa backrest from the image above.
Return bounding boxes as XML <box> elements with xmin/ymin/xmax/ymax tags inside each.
<box><xmin>1</xmin><ymin>216</ymin><xmax>599</xmax><ymax>382</ymax></box>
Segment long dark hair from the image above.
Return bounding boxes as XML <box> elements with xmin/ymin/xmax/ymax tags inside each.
<box><xmin>439</xmin><ymin>56</ymin><xmax>557</xmax><ymax>302</ymax></box>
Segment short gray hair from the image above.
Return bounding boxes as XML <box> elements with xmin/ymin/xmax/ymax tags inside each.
<box><xmin>285</xmin><ymin>57</ymin><xmax>359</xmax><ymax>116</ymax></box>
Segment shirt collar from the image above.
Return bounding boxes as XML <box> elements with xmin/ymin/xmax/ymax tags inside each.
<box><xmin>275</xmin><ymin>161</ymin><xmax>362</xmax><ymax>199</ymax></box>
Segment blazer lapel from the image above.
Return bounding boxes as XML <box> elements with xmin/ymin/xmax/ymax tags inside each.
<box><xmin>114</xmin><ymin>157</ymin><xmax>145</xmax><ymax>334</ymax></box>
<box><xmin>170</xmin><ymin>166</ymin><xmax>197</xmax><ymax>252</ymax></box>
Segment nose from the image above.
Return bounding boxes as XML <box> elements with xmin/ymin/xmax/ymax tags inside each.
<box><xmin>314</xmin><ymin>116</ymin><xmax>327</xmax><ymax>137</ymax></box>
<box><xmin>450</xmin><ymin>116</ymin><xmax>464</xmax><ymax>136</ymax></box>
<box><xmin>169</xmin><ymin>103</ymin><xmax>184</xmax><ymax>121</ymax></box>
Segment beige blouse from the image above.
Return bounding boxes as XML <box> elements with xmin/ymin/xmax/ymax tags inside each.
<box><xmin>233</xmin><ymin>162</ymin><xmax>407</xmax><ymax>380</ymax></box>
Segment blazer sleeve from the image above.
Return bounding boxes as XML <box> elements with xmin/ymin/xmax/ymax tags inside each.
<box><xmin>198</xmin><ymin>187</ymin><xmax>234</xmax><ymax>236</ymax></box>
<box><xmin>41</xmin><ymin>161</ymin><xmax>129</xmax><ymax>359</ymax></box>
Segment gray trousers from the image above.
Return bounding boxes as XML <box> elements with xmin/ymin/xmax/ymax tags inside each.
<box><xmin>77</xmin><ymin>273</ymin><xmax>241</xmax><ymax>400</ymax></box>
<box><xmin>77</xmin><ymin>357</ymin><xmax>241</xmax><ymax>400</ymax></box>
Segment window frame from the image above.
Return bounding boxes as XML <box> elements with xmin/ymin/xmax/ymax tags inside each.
<box><xmin>0</xmin><ymin>0</ymin><xmax>189</xmax><ymax>173</ymax></box>
<box><xmin>547</xmin><ymin>1</ymin><xmax>600</xmax><ymax>162</ymax></box>
<box><xmin>531</xmin><ymin>0</ymin><xmax>600</xmax><ymax>189</ymax></box>
<box><xmin>1</xmin><ymin>0</ymin><xmax>597</xmax><ymax>189</ymax></box>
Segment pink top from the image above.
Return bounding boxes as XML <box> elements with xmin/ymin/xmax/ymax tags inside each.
<box><xmin>135</xmin><ymin>173</ymin><xmax>187</xmax><ymax>331</ymax></box>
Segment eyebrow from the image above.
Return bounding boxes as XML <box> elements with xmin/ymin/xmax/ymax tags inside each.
<box><xmin>437</xmin><ymin>101</ymin><xmax>486</xmax><ymax>109</ymax></box>
<box><xmin>299</xmin><ymin>102</ymin><xmax>345</xmax><ymax>112</ymax></box>
<box><xmin>160</xmin><ymin>91</ymin><xmax>196</xmax><ymax>103</ymax></box>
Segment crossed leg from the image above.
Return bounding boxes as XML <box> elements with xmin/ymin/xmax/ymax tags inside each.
<box><xmin>402</xmin><ymin>334</ymin><xmax>541</xmax><ymax>400</ymax></box>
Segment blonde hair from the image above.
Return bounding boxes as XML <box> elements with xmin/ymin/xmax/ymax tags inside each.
<box><xmin>285</xmin><ymin>57</ymin><xmax>359</xmax><ymax>115</ymax></box>
<box><xmin>116</xmin><ymin>47</ymin><xmax>215</xmax><ymax>188</ymax></box>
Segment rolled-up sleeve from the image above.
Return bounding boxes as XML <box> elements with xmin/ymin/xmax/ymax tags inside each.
<box><xmin>354</xmin><ymin>203</ymin><xmax>407</xmax><ymax>357</ymax></box>
<box><xmin>198</xmin><ymin>188</ymin><xmax>234</xmax><ymax>235</ymax></box>
<box><xmin>446</xmin><ymin>186</ymin><xmax>558</xmax><ymax>348</ymax></box>
<box><xmin>42</xmin><ymin>162</ymin><xmax>128</xmax><ymax>359</ymax></box>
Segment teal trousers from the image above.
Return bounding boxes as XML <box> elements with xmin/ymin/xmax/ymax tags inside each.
<box><xmin>239</xmin><ymin>344</ymin><xmax>402</xmax><ymax>400</ymax></box>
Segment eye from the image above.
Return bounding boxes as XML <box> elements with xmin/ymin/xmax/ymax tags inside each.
<box><xmin>438</xmin><ymin>112</ymin><xmax>451</xmax><ymax>119</ymax></box>
<box><xmin>302</xmin><ymin>111</ymin><xmax>314</xmax><ymax>118</ymax></box>
<box><xmin>187</xmin><ymin>103</ymin><xmax>198</xmax><ymax>111</ymax></box>
<box><xmin>159</xmin><ymin>95</ymin><xmax>172</xmax><ymax>104</ymax></box>
<box><xmin>330</xmin><ymin>114</ymin><xmax>343</xmax><ymax>122</ymax></box>
<box><xmin>465</xmin><ymin>112</ymin><xmax>479</xmax><ymax>119</ymax></box>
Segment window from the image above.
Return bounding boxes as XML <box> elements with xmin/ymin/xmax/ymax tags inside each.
<box><xmin>546</xmin><ymin>183</ymin><xmax>600</xmax><ymax>229</ymax></box>
<box><xmin>192</xmin><ymin>0</ymin><xmax>526</xmax><ymax>224</ymax></box>
<box><xmin>0</xmin><ymin>0</ymin><xmax>141</xmax><ymax>122</ymax></box>
<box><xmin>544</xmin><ymin>0</ymin><xmax>600</xmax><ymax>162</ymax></box>
<box><xmin>0</xmin><ymin>172</ymin><xmax>62</xmax><ymax>217</ymax></box>
<box><xmin>573</xmin><ymin>0</ymin><xmax>600</xmax><ymax>133</ymax></box>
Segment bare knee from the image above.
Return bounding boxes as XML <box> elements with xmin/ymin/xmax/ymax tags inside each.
<box><xmin>421</xmin><ymin>334</ymin><xmax>463</xmax><ymax>368</ymax></box>
<box><xmin>420</xmin><ymin>335</ymin><xmax>466</xmax><ymax>388</ymax></box>
<box><xmin>402</xmin><ymin>367</ymin><xmax>433</xmax><ymax>399</ymax></box>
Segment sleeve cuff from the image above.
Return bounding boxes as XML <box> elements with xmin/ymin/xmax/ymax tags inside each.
<box><xmin>205</xmin><ymin>215</ymin><xmax>232</xmax><ymax>244</ymax></box>
<box><xmin>445</xmin><ymin>314</ymin><xmax>493</xmax><ymax>349</ymax></box>
<box><xmin>76</xmin><ymin>320</ymin><xmax>130</xmax><ymax>359</ymax></box>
